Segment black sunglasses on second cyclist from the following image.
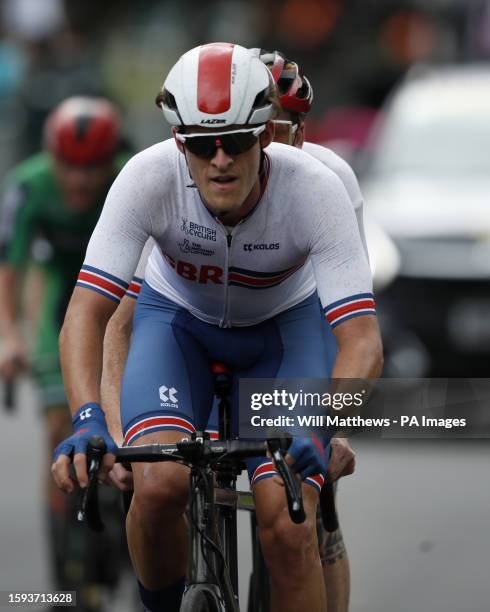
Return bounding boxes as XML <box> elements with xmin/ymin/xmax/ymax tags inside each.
<box><xmin>175</xmin><ymin>125</ymin><xmax>266</xmax><ymax>158</ymax></box>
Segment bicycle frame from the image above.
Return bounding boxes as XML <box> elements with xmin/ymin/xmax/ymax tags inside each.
<box><xmin>187</xmin><ymin>455</ymin><xmax>238</xmax><ymax>611</ymax></box>
<box><xmin>80</xmin><ymin>370</ymin><xmax>305</xmax><ymax>612</ymax></box>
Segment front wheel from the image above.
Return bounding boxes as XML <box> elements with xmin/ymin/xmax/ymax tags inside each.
<box><xmin>180</xmin><ymin>586</ymin><xmax>221</xmax><ymax>612</ymax></box>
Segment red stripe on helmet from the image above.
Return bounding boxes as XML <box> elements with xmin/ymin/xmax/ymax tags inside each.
<box><xmin>280</xmin><ymin>93</ymin><xmax>311</xmax><ymax>114</ymax></box>
<box><xmin>197</xmin><ymin>43</ymin><xmax>234</xmax><ymax>115</ymax></box>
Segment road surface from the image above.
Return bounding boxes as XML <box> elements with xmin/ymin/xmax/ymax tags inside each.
<box><xmin>1</xmin><ymin>380</ymin><xmax>489</xmax><ymax>611</ymax></box>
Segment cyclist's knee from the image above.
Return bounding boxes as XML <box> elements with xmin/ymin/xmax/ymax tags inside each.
<box><xmin>256</xmin><ymin>484</ymin><xmax>319</xmax><ymax>580</ymax></box>
<box><xmin>132</xmin><ymin>463</ymin><xmax>189</xmax><ymax>523</ymax></box>
<box><xmin>261</xmin><ymin>511</ymin><xmax>317</xmax><ymax>568</ymax></box>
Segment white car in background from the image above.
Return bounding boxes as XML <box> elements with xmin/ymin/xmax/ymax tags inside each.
<box><xmin>361</xmin><ymin>64</ymin><xmax>490</xmax><ymax>376</ymax></box>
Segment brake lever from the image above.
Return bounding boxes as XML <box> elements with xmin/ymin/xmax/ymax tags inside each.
<box><xmin>321</xmin><ymin>480</ymin><xmax>339</xmax><ymax>532</ymax></box>
<box><xmin>77</xmin><ymin>436</ymin><xmax>107</xmax><ymax>532</ymax></box>
<box><xmin>267</xmin><ymin>438</ymin><xmax>306</xmax><ymax>524</ymax></box>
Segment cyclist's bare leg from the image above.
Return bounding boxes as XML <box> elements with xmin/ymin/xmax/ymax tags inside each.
<box><xmin>254</xmin><ymin>478</ymin><xmax>327</xmax><ymax>612</ymax></box>
<box><xmin>126</xmin><ymin>429</ymin><xmax>190</xmax><ymax>589</ymax></box>
<box><xmin>320</xmin><ymin>522</ymin><xmax>350</xmax><ymax>612</ymax></box>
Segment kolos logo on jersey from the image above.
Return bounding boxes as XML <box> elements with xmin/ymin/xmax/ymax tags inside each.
<box><xmin>159</xmin><ymin>385</ymin><xmax>178</xmax><ymax>408</ymax></box>
<box><xmin>243</xmin><ymin>243</ymin><xmax>280</xmax><ymax>252</ymax></box>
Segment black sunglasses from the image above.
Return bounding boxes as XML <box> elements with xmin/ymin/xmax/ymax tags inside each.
<box><xmin>176</xmin><ymin>125</ymin><xmax>266</xmax><ymax>158</ymax></box>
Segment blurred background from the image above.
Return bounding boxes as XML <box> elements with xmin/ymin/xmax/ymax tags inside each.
<box><xmin>1</xmin><ymin>0</ymin><xmax>489</xmax><ymax>610</ymax></box>
<box><xmin>3</xmin><ymin>0</ymin><xmax>490</xmax><ymax>376</ymax></box>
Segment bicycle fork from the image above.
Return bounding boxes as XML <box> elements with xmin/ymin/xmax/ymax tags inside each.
<box><xmin>187</xmin><ymin>466</ymin><xmax>239</xmax><ymax>611</ymax></box>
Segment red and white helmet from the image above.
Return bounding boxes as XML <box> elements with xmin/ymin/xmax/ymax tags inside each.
<box><xmin>44</xmin><ymin>97</ymin><xmax>121</xmax><ymax>165</ymax></box>
<box><xmin>251</xmin><ymin>49</ymin><xmax>313</xmax><ymax>115</ymax></box>
<box><xmin>159</xmin><ymin>43</ymin><xmax>276</xmax><ymax>128</ymax></box>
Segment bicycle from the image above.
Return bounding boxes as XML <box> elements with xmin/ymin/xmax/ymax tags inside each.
<box><xmin>82</xmin><ymin>434</ymin><xmax>305</xmax><ymax>612</ymax></box>
<box><xmin>79</xmin><ymin>364</ymin><xmax>338</xmax><ymax>611</ymax></box>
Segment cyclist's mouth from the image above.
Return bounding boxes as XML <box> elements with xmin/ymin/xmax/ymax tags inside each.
<box><xmin>210</xmin><ymin>175</ymin><xmax>238</xmax><ymax>190</ymax></box>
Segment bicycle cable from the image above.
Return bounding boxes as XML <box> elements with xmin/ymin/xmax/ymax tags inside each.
<box><xmin>188</xmin><ymin>466</ymin><xmax>228</xmax><ymax>602</ymax></box>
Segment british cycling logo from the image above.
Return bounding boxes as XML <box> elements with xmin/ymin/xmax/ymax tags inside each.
<box><xmin>178</xmin><ymin>238</ymin><xmax>215</xmax><ymax>257</ymax></box>
<box><xmin>159</xmin><ymin>385</ymin><xmax>178</xmax><ymax>408</ymax></box>
<box><xmin>181</xmin><ymin>217</ymin><xmax>217</xmax><ymax>242</ymax></box>
<box><xmin>243</xmin><ymin>243</ymin><xmax>280</xmax><ymax>252</ymax></box>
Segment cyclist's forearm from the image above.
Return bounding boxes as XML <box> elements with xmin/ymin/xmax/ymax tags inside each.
<box><xmin>0</xmin><ymin>266</ymin><xmax>22</xmax><ymax>341</ymax></box>
<box><xmin>331</xmin><ymin>336</ymin><xmax>383</xmax><ymax>380</ymax></box>
<box><xmin>59</xmin><ymin>288</ymin><xmax>117</xmax><ymax>416</ymax></box>
<box><xmin>328</xmin><ymin>317</ymin><xmax>383</xmax><ymax>417</ymax></box>
<box><xmin>101</xmin><ymin>297</ymin><xmax>136</xmax><ymax>444</ymax></box>
<box><xmin>331</xmin><ymin>314</ymin><xmax>383</xmax><ymax>380</ymax></box>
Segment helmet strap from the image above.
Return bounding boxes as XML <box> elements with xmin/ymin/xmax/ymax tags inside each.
<box><xmin>259</xmin><ymin>149</ymin><xmax>266</xmax><ymax>176</ymax></box>
<box><xmin>183</xmin><ymin>148</ymin><xmax>197</xmax><ymax>188</ymax></box>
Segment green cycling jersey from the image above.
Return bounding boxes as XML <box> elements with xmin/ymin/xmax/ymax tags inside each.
<box><xmin>0</xmin><ymin>151</ymin><xmax>128</xmax><ymax>407</ymax></box>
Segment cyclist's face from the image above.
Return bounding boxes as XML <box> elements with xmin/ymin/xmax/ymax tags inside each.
<box><xmin>53</xmin><ymin>159</ymin><xmax>115</xmax><ymax>211</ymax></box>
<box><xmin>175</xmin><ymin>123</ymin><xmax>274</xmax><ymax>217</ymax></box>
<box><xmin>272</xmin><ymin>110</ymin><xmax>305</xmax><ymax>148</ymax></box>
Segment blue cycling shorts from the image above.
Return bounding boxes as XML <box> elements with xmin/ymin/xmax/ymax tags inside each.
<box><xmin>121</xmin><ymin>282</ymin><xmax>337</xmax><ymax>492</ymax></box>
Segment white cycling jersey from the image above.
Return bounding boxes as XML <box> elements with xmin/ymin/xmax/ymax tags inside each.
<box><xmin>132</xmin><ymin>141</ymin><xmax>369</xmax><ymax>282</ymax></box>
<box><xmin>78</xmin><ymin>140</ymin><xmax>375</xmax><ymax>328</ymax></box>
<box><xmin>302</xmin><ymin>141</ymin><xmax>368</xmax><ymax>257</ymax></box>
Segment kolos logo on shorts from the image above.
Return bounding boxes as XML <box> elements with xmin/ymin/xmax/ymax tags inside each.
<box><xmin>159</xmin><ymin>385</ymin><xmax>178</xmax><ymax>407</ymax></box>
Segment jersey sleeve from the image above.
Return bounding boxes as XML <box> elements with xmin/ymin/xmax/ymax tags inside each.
<box><xmin>125</xmin><ymin>237</ymin><xmax>155</xmax><ymax>299</ymax></box>
<box><xmin>334</xmin><ymin>161</ymin><xmax>369</xmax><ymax>262</ymax></box>
<box><xmin>302</xmin><ymin>141</ymin><xmax>369</xmax><ymax>261</ymax></box>
<box><xmin>307</xmin><ymin>169</ymin><xmax>376</xmax><ymax>329</ymax></box>
<box><xmin>354</xmin><ymin>204</ymin><xmax>369</xmax><ymax>263</ymax></box>
<box><xmin>76</xmin><ymin>153</ymin><xmax>156</xmax><ymax>303</ymax></box>
<box><xmin>0</xmin><ymin>181</ymin><xmax>36</xmax><ymax>267</ymax></box>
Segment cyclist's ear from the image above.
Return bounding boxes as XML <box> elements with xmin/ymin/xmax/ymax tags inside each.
<box><xmin>259</xmin><ymin>121</ymin><xmax>275</xmax><ymax>149</ymax></box>
<box><xmin>173</xmin><ymin>128</ymin><xmax>185</xmax><ymax>154</ymax></box>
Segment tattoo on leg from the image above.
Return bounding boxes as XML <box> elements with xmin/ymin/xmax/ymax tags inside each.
<box><xmin>319</xmin><ymin>526</ymin><xmax>346</xmax><ymax>565</ymax></box>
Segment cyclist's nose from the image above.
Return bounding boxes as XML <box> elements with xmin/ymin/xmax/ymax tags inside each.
<box><xmin>211</xmin><ymin>145</ymin><xmax>233</xmax><ymax>169</ymax></box>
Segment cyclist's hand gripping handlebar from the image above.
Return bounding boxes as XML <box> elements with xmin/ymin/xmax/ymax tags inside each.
<box><xmin>77</xmin><ymin>436</ymin><xmax>106</xmax><ymax>532</ymax></box>
<box><xmin>77</xmin><ymin>434</ymin><xmax>307</xmax><ymax>530</ymax></box>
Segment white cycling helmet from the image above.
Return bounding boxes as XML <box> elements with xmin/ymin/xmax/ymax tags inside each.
<box><xmin>159</xmin><ymin>42</ymin><xmax>276</xmax><ymax>128</ymax></box>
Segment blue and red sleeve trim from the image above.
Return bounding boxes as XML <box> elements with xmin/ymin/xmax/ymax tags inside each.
<box><xmin>324</xmin><ymin>292</ymin><xmax>376</xmax><ymax>328</ymax></box>
<box><xmin>126</xmin><ymin>276</ymin><xmax>143</xmax><ymax>299</ymax></box>
<box><xmin>76</xmin><ymin>265</ymin><xmax>128</xmax><ymax>303</ymax></box>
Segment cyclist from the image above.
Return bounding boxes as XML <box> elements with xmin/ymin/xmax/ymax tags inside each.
<box><xmin>0</xmin><ymin>96</ymin><xmax>128</xmax><ymax>609</ymax></box>
<box><xmin>52</xmin><ymin>43</ymin><xmax>383</xmax><ymax>612</ymax></box>
<box><xmin>259</xmin><ymin>48</ymin><xmax>359</xmax><ymax>611</ymax></box>
<box><xmin>103</xmin><ymin>48</ymin><xmax>359</xmax><ymax>612</ymax></box>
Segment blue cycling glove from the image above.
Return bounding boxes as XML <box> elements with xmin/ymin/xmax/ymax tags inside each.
<box><xmin>53</xmin><ymin>402</ymin><xmax>118</xmax><ymax>461</ymax></box>
<box><xmin>288</xmin><ymin>435</ymin><xmax>330</xmax><ymax>480</ymax></box>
